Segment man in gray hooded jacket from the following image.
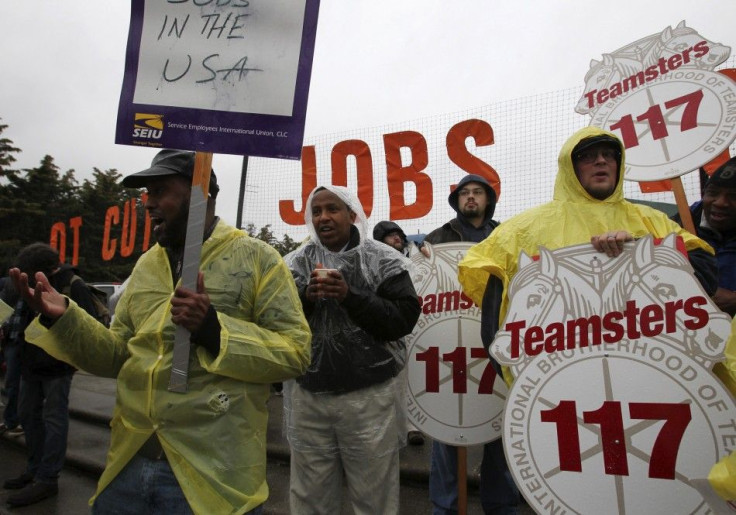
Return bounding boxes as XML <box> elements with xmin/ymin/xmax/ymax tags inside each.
<box><xmin>424</xmin><ymin>174</ymin><xmax>519</xmax><ymax>514</ymax></box>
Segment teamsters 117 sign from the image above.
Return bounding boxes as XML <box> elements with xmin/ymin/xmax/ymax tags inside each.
<box><xmin>491</xmin><ymin>235</ymin><xmax>734</xmax><ymax>514</ymax></box>
<box><xmin>115</xmin><ymin>0</ymin><xmax>320</xmax><ymax>160</ymax></box>
<box><xmin>576</xmin><ymin>21</ymin><xmax>734</xmax><ymax>181</ymax></box>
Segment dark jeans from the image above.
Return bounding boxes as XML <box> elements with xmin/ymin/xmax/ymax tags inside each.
<box><xmin>92</xmin><ymin>455</ymin><xmax>264</xmax><ymax>515</ymax></box>
<box><xmin>18</xmin><ymin>373</ymin><xmax>73</xmax><ymax>483</ymax></box>
<box><xmin>2</xmin><ymin>343</ymin><xmax>21</xmax><ymax>428</ymax></box>
<box><xmin>430</xmin><ymin>439</ymin><xmax>519</xmax><ymax>515</ymax></box>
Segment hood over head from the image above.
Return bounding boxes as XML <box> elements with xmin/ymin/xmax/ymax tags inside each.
<box><xmin>555</xmin><ymin>127</ymin><xmax>625</xmax><ymax>204</ymax></box>
<box><xmin>448</xmin><ymin>174</ymin><xmax>498</xmax><ymax>218</ymax></box>
<box><xmin>372</xmin><ymin>221</ymin><xmax>408</xmax><ymax>243</ymax></box>
<box><xmin>458</xmin><ymin>125</ymin><xmax>713</xmax><ymax>321</ymax></box>
<box><xmin>304</xmin><ymin>185</ymin><xmax>368</xmax><ymax>251</ymax></box>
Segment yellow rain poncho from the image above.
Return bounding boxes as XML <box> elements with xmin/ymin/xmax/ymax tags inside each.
<box><xmin>709</xmin><ymin>317</ymin><xmax>736</xmax><ymax>500</ymax></box>
<box><xmin>459</xmin><ymin>126</ymin><xmax>713</xmax><ymax>319</ymax></box>
<box><xmin>0</xmin><ymin>298</ymin><xmax>11</xmax><ymax>321</ymax></box>
<box><xmin>24</xmin><ymin>221</ymin><xmax>311</xmax><ymax>514</ymax></box>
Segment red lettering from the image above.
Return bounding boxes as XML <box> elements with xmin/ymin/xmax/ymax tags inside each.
<box><xmin>584</xmin><ymin>90</ymin><xmax>597</xmax><ymax>109</ymax></box>
<box><xmin>141</xmin><ymin>193</ymin><xmax>152</xmax><ymax>252</ymax></box>
<box><xmin>683</xmin><ymin>296</ymin><xmax>709</xmax><ymax>330</ymax></box>
<box><xmin>120</xmin><ymin>199</ymin><xmax>137</xmax><ymax>258</ymax></box>
<box><xmin>505</xmin><ymin>320</ymin><xmax>526</xmax><ymax>359</ymax></box>
<box><xmin>664</xmin><ymin>299</ymin><xmax>684</xmax><ymax>333</ymax></box>
<box><xmin>640</xmin><ymin>304</ymin><xmax>664</xmax><ymax>337</ymax></box>
<box><xmin>420</xmin><ymin>290</ymin><xmax>477</xmax><ymax>314</ymax></box>
<box><xmin>623</xmin><ymin>300</ymin><xmax>642</xmax><ymax>339</ymax></box>
<box><xmin>68</xmin><ymin>216</ymin><xmax>82</xmax><ymax>266</ymax></box>
<box><xmin>524</xmin><ymin>325</ymin><xmax>544</xmax><ymax>357</ymax></box>
<box><xmin>544</xmin><ymin>322</ymin><xmax>565</xmax><ymax>353</ymax></box>
<box><xmin>422</xmin><ymin>293</ymin><xmax>437</xmax><ymax>315</ymax></box>
<box><xmin>667</xmin><ymin>54</ymin><xmax>683</xmax><ymax>71</ymax></box>
<box><xmin>446</xmin><ymin>119</ymin><xmax>501</xmax><ymax>201</ymax></box>
<box><xmin>644</xmin><ymin>64</ymin><xmax>659</xmax><ymax>82</ymax></box>
<box><xmin>437</xmin><ymin>290</ymin><xmax>461</xmax><ymax>312</ymax></box>
<box><xmin>332</xmin><ymin>139</ymin><xmax>374</xmax><ymax>217</ymax></box>
<box><xmin>384</xmin><ymin>131</ymin><xmax>432</xmax><ymax>220</ymax></box>
<box><xmin>49</xmin><ymin>222</ymin><xmax>67</xmax><ymax>263</ymax></box>
<box><xmin>693</xmin><ymin>40</ymin><xmax>709</xmax><ymax>59</ymax></box>
<box><xmin>681</xmin><ymin>48</ymin><xmax>693</xmax><ymax>65</ymax></box>
<box><xmin>602</xmin><ymin>311</ymin><xmax>624</xmax><ymax>343</ymax></box>
<box><xmin>279</xmin><ymin>145</ymin><xmax>317</xmax><ymax>225</ymax></box>
<box><xmin>102</xmin><ymin>206</ymin><xmax>120</xmax><ymax>261</ymax></box>
<box><xmin>460</xmin><ymin>292</ymin><xmax>474</xmax><ymax>309</ymax></box>
<box><xmin>567</xmin><ymin>315</ymin><xmax>602</xmax><ymax>348</ymax></box>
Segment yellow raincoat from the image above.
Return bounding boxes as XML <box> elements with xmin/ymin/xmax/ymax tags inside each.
<box><xmin>24</xmin><ymin>221</ymin><xmax>311</xmax><ymax>514</ymax></box>
<box><xmin>459</xmin><ymin>126</ymin><xmax>712</xmax><ymax>315</ymax></box>
<box><xmin>458</xmin><ymin>126</ymin><xmax>714</xmax><ymax>384</ymax></box>
<box><xmin>0</xmin><ymin>298</ymin><xmax>11</xmax><ymax>321</ymax></box>
<box><xmin>709</xmin><ymin>317</ymin><xmax>736</xmax><ymax>500</ymax></box>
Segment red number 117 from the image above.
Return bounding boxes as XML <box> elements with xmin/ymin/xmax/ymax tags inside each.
<box><xmin>540</xmin><ymin>401</ymin><xmax>691</xmax><ymax>479</ymax></box>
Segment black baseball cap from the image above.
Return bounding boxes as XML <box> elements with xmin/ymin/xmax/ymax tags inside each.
<box><xmin>122</xmin><ymin>149</ymin><xmax>219</xmax><ymax>198</ymax></box>
<box><xmin>572</xmin><ymin>134</ymin><xmax>622</xmax><ymax>156</ymax></box>
<box><xmin>707</xmin><ymin>157</ymin><xmax>736</xmax><ymax>188</ymax></box>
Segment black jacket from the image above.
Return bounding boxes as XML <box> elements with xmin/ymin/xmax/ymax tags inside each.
<box><xmin>292</xmin><ymin>226</ymin><xmax>421</xmax><ymax>394</ymax></box>
<box><xmin>17</xmin><ymin>265</ymin><xmax>97</xmax><ymax>379</ymax></box>
<box><xmin>425</xmin><ymin>174</ymin><xmax>500</xmax><ymax>244</ymax></box>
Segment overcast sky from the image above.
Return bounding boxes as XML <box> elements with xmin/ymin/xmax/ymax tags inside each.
<box><xmin>2</xmin><ymin>1</ymin><xmax>735</xmax><ymax>226</ymax></box>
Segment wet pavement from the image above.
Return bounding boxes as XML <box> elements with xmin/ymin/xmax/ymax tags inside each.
<box><xmin>0</xmin><ymin>371</ymin><xmax>532</xmax><ymax>514</ymax></box>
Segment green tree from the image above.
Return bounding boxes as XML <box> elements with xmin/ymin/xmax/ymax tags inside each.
<box><xmin>243</xmin><ymin>223</ymin><xmax>300</xmax><ymax>256</ymax></box>
<box><xmin>0</xmin><ymin>118</ymin><xmax>302</xmax><ymax>280</ymax></box>
<box><xmin>76</xmin><ymin>169</ymin><xmax>144</xmax><ymax>281</ymax></box>
<box><xmin>0</xmin><ymin>118</ymin><xmax>21</xmax><ymax>177</ymax></box>
<box><xmin>0</xmin><ymin>155</ymin><xmax>78</xmax><ymax>272</ymax></box>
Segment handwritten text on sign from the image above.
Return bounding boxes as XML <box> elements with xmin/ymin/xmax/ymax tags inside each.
<box><xmin>134</xmin><ymin>0</ymin><xmax>306</xmax><ymax>116</ymax></box>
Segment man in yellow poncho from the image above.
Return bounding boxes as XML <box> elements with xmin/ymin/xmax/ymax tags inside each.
<box><xmin>9</xmin><ymin>149</ymin><xmax>312</xmax><ymax>514</ymax></box>
<box><xmin>458</xmin><ymin>126</ymin><xmax>718</xmax><ymax>386</ymax></box>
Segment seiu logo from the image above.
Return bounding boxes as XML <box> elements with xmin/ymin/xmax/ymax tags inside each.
<box><xmin>133</xmin><ymin>113</ymin><xmax>163</xmax><ymax>140</ymax></box>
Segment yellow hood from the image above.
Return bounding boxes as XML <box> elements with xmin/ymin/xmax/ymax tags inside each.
<box><xmin>459</xmin><ymin>126</ymin><xmax>713</xmax><ymax>316</ymax></box>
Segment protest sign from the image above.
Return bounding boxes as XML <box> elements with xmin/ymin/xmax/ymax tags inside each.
<box><xmin>115</xmin><ymin>0</ymin><xmax>319</xmax><ymax>159</ymax></box>
<box><xmin>407</xmin><ymin>242</ymin><xmax>507</xmax><ymax>446</ymax></box>
<box><xmin>577</xmin><ymin>21</ymin><xmax>735</xmax><ymax>182</ymax></box>
<box><xmin>491</xmin><ymin>234</ymin><xmax>734</xmax><ymax>514</ymax></box>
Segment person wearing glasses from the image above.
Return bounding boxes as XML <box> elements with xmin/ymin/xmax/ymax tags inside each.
<box><xmin>459</xmin><ymin>127</ymin><xmax>717</xmax><ymax>384</ymax></box>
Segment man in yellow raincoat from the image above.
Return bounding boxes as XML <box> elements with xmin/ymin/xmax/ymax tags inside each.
<box><xmin>458</xmin><ymin>126</ymin><xmax>718</xmax><ymax>385</ymax></box>
<box><xmin>9</xmin><ymin>149</ymin><xmax>312</xmax><ymax>514</ymax></box>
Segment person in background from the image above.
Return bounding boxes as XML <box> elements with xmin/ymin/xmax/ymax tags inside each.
<box><xmin>674</xmin><ymin>157</ymin><xmax>736</xmax><ymax>316</ymax></box>
<box><xmin>373</xmin><ymin>220</ymin><xmax>426</xmax><ymax>446</ymax></box>
<box><xmin>1</xmin><ymin>276</ymin><xmax>23</xmax><ymax>438</ymax></box>
<box><xmin>373</xmin><ymin>220</ymin><xmax>429</xmax><ymax>259</ymax></box>
<box><xmin>9</xmin><ymin>149</ymin><xmax>311</xmax><ymax>514</ymax></box>
<box><xmin>285</xmin><ymin>186</ymin><xmax>420</xmax><ymax>514</ymax></box>
<box><xmin>424</xmin><ymin>174</ymin><xmax>519</xmax><ymax>514</ymax></box>
<box><xmin>3</xmin><ymin>243</ymin><xmax>97</xmax><ymax>507</ymax></box>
